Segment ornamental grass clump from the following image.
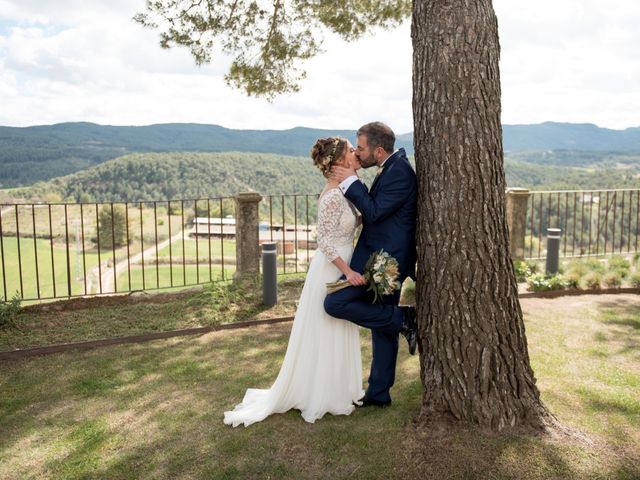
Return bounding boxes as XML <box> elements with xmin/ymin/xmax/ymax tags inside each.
<box><xmin>608</xmin><ymin>255</ymin><xmax>631</xmax><ymax>279</ymax></box>
<box><xmin>583</xmin><ymin>271</ymin><xmax>602</xmax><ymax>290</ymax></box>
<box><xmin>630</xmin><ymin>272</ymin><xmax>640</xmax><ymax>288</ymax></box>
<box><xmin>603</xmin><ymin>271</ymin><xmax>623</xmax><ymax>288</ymax></box>
<box><xmin>563</xmin><ymin>271</ymin><xmax>582</xmax><ymax>289</ymax></box>
<box><xmin>584</xmin><ymin>258</ymin><xmax>606</xmax><ymax>274</ymax></box>
<box><xmin>565</xmin><ymin>259</ymin><xmax>589</xmax><ymax>277</ymax></box>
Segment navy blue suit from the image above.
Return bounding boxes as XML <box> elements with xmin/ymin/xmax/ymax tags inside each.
<box><xmin>324</xmin><ymin>148</ymin><xmax>417</xmax><ymax>403</ymax></box>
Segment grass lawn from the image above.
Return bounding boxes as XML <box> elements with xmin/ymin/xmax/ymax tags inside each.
<box><xmin>0</xmin><ymin>278</ymin><xmax>306</xmax><ymax>351</ymax></box>
<box><xmin>0</xmin><ymin>293</ymin><xmax>638</xmax><ymax>479</ymax></box>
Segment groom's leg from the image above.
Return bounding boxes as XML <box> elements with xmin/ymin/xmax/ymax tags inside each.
<box><xmin>324</xmin><ymin>286</ymin><xmax>404</xmax><ymax>333</ymax></box>
<box><xmin>365</xmin><ymin>290</ymin><xmax>402</xmax><ymax>402</ymax></box>
<box><xmin>366</xmin><ymin>329</ymin><xmax>399</xmax><ymax>404</ymax></box>
<box><xmin>326</xmin><ymin>288</ymin><xmax>404</xmax><ymax>403</ymax></box>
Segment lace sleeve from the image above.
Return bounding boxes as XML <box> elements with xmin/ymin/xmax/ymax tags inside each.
<box><xmin>316</xmin><ymin>190</ymin><xmax>345</xmax><ymax>262</ymax></box>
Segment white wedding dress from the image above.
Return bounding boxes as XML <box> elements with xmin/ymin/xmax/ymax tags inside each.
<box><xmin>224</xmin><ymin>188</ymin><xmax>364</xmax><ymax>427</ymax></box>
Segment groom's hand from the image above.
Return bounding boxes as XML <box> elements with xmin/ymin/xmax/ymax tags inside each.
<box><xmin>330</xmin><ymin>165</ymin><xmax>356</xmax><ymax>184</ymax></box>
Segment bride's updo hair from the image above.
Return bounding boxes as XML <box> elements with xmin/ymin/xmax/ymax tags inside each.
<box><xmin>310</xmin><ymin>137</ymin><xmax>347</xmax><ymax>177</ymax></box>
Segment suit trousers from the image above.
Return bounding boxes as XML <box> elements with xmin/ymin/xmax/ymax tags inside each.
<box><xmin>324</xmin><ymin>285</ymin><xmax>404</xmax><ymax>403</ymax></box>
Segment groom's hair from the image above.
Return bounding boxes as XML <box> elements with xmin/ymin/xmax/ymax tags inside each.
<box><xmin>357</xmin><ymin>122</ymin><xmax>395</xmax><ymax>153</ymax></box>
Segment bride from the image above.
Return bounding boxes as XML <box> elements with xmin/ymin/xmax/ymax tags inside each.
<box><xmin>224</xmin><ymin>137</ymin><xmax>365</xmax><ymax>427</ymax></box>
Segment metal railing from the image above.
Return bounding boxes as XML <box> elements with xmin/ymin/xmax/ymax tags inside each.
<box><xmin>3</xmin><ymin>188</ymin><xmax>638</xmax><ymax>302</ymax></box>
<box><xmin>0</xmin><ymin>195</ymin><xmax>320</xmax><ymax>302</ymax></box>
<box><xmin>262</xmin><ymin>194</ymin><xmax>319</xmax><ymax>276</ymax></box>
<box><xmin>525</xmin><ymin>188</ymin><xmax>640</xmax><ymax>259</ymax></box>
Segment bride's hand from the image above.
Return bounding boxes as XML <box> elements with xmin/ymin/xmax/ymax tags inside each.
<box><xmin>345</xmin><ymin>269</ymin><xmax>366</xmax><ymax>286</ymax></box>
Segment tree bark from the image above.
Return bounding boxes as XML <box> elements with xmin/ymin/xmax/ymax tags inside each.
<box><xmin>412</xmin><ymin>0</ymin><xmax>551</xmax><ymax>431</ymax></box>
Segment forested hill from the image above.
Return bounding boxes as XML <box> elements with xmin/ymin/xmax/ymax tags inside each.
<box><xmin>0</xmin><ymin>123</ymin><xmax>365</xmax><ymax>188</ymax></box>
<box><xmin>2</xmin><ymin>121</ymin><xmax>640</xmax><ymax>188</ymax></box>
<box><xmin>23</xmin><ymin>152</ymin><xmax>335</xmax><ymax>202</ymax></box>
<box><xmin>19</xmin><ymin>150</ymin><xmax>640</xmax><ymax>203</ymax></box>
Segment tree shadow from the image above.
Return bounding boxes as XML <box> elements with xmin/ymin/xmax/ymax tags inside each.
<box><xmin>403</xmin><ymin>421</ymin><xmax>639</xmax><ymax>480</ymax></box>
<box><xmin>590</xmin><ymin>298</ymin><xmax>640</xmax><ymax>356</ymax></box>
<box><xmin>2</xmin><ymin>313</ymin><xmax>639</xmax><ymax>479</ymax></box>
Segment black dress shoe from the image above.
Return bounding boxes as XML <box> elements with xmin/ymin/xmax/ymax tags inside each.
<box><xmin>354</xmin><ymin>396</ymin><xmax>392</xmax><ymax>408</ymax></box>
<box><xmin>400</xmin><ymin>306</ymin><xmax>417</xmax><ymax>355</ymax></box>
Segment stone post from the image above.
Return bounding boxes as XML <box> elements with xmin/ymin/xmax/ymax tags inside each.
<box><xmin>234</xmin><ymin>192</ymin><xmax>263</xmax><ymax>284</ymax></box>
<box><xmin>505</xmin><ymin>188</ymin><xmax>530</xmax><ymax>260</ymax></box>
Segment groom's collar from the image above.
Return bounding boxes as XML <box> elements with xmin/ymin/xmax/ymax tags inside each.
<box><xmin>379</xmin><ymin>147</ymin><xmax>405</xmax><ymax>168</ymax></box>
<box><xmin>379</xmin><ymin>149</ymin><xmax>397</xmax><ymax>168</ymax></box>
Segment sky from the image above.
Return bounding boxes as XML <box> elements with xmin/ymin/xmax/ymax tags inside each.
<box><xmin>0</xmin><ymin>0</ymin><xmax>639</xmax><ymax>134</ymax></box>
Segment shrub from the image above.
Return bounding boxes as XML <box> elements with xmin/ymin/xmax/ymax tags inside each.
<box><xmin>513</xmin><ymin>260</ymin><xmax>531</xmax><ymax>283</ymax></box>
<box><xmin>565</xmin><ymin>259</ymin><xmax>589</xmax><ymax>277</ymax></box>
<box><xmin>563</xmin><ymin>271</ymin><xmax>581</xmax><ymax>289</ymax></box>
<box><xmin>526</xmin><ymin>273</ymin><xmax>569</xmax><ymax>292</ymax></box>
<box><xmin>611</xmin><ymin>268</ymin><xmax>630</xmax><ymax>279</ymax></box>
<box><xmin>0</xmin><ymin>293</ymin><xmax>22</xmax><ymax>328</ymax></box>
<box><xmin>584</xmin><ymin>258</ymin><xmax>606</xmax><ymax>273</ymax></box>
<box><xmin>526</xmin><ymin>261</ymin><xmax>541</xmax><ymax>274</ymax></box>
<box><xmin>608</xmin><ymin>255</ymin><xmax>630</xmax><ymax>271</ymax></box>
<box><xmin>608</xmin><ymin>255</ymin><xmax>630</xmax><ymax>278</ymax></box>
<box><xmin>603</xmin><ymin>271</ymin><xmax>622</xmax><ymax>288</ymax></box>
<box><xmin>582</xmin><ymin>271</ymin><xmax>602</xmax><ymax>289</ymax></box>
<box><xmin>630</xmin><ymin>272</ymin><xmax>640</xmax><ymax>288</ymax></box>
<box><xmin>633</xmin><ymin>252</ymin><xmax>640</xmax><ymax>268</ymax></box>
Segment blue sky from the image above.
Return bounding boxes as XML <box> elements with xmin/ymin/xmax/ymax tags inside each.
<box><xmin>0</xmin><ymin>0</ymin><xmax>639</xmax><ymax>133</ymax></box>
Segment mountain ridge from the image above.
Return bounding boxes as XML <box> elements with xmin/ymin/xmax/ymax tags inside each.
<box><xmin>2</xmin><ymin>121</ymin><xmax>640</xmax><ymax>188</ymax></box>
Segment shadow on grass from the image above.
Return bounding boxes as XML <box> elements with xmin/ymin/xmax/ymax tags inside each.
<box><xmin>2</xmin><ymin>306</ymin><xmax>640</xmax><ymax>479</ymax></box>
<box><xmin>590</xmin><ymin>299</ymin><xmax>640</xmax><ymax>356</ymax></box>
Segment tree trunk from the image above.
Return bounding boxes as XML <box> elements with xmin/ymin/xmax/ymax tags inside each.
<box><xmin>412</xmin><ymin>0</ymin><xmax>551</xmax><ymax>431</ymax></box>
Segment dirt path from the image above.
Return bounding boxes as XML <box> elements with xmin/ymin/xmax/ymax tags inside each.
<box><xmin>86</xmin><ymin>227</ymin><xmax>191</xmax><ymax>294</ymax></box>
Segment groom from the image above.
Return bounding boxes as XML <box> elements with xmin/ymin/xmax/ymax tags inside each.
<box><xmin>325</xmin><ymin>121</ymin><xmax>417</xmax><ymax>408</ymax></box>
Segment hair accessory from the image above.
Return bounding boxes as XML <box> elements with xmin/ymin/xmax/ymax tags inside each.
<box><xmin>316</xmin><ymin>137</ymin><xmax>342</xmax><ymax>172</ymax></box>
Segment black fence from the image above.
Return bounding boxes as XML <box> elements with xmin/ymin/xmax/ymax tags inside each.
<box><xmin>0</xmin><ymin>194</ymin><xmax>320</xmax><ymax>302</ymax></box>
<box><xmin>3</xmin><ymin>188</ymin><xmax>639</xmax><ymax>302</ymax></box>
<box><xmin>525</xmin><ymin>188</ymin><xmax>640</xmax><ymax>260</ymax></box>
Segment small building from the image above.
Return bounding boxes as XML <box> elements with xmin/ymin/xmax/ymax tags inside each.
<box><xmin>192</xmin><ymin>216</ymin><xmax>236</xmax><ymax>238</ymax></box>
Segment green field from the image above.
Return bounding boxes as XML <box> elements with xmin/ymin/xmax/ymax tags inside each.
<box><xmin>0</xmin><ymin>236</ymin><xmax>100</xmax><ymax>300</ymax></box>
<box><xmin>155</xmin><ymin>238</ymin><xmax>237</xmax><ymax>260</ymax></box>
<box><xmin>116</xmin><ymin>265</ymin><xmax>236</xmax><ymax>291</ymax></box>
<box><xmin>0</xmin><ymin>231</ymin><xmax>314</xmax><ymax>301</ymax></box>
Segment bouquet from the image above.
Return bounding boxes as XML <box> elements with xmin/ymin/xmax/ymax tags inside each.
<box><xmin>326</xmin><ymin>249</ymin><xmax>402</xmax><ymax>303</ymax></box>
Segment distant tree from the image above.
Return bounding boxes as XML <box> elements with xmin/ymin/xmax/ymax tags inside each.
<box><xmin>45</xmin><ymin>192</ymin><xmax>62</xmax><ymax>204</ymax></box>
<box><xmin>135</xmin><ymin>0</ymin><xmax>554</xmax><ymax>431</ymax></box>
<box><xmin>78</xmin><ymin>192</ymin><xmax>95</xmax><ymax>204</ymax></box>
<box><xmin>98</xmin><ymin>204</ymin><xmax>129</xmax><ymax>249</ymax></box>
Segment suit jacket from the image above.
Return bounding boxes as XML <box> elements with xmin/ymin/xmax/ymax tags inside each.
<box><xmin>345</xmin><ymin>148</ymin><xmax>417</xmax><ymax>281</ymax></box>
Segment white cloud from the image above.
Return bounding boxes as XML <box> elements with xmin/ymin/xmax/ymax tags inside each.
<box><xmin>0</xmin><ymin>1</ymin><xmax>638</xmax><ymax>131</ymax></box>
<box><xmin>494</xmin><ymin>0</ymin><xmax>640</xmax><ymax>128</ymax></box>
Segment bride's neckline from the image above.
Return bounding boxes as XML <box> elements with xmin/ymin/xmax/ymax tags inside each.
<box><xmin>319</xmin><ymin>186</ymin><xmax>340</xmax><ymax>200</ymax></box>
